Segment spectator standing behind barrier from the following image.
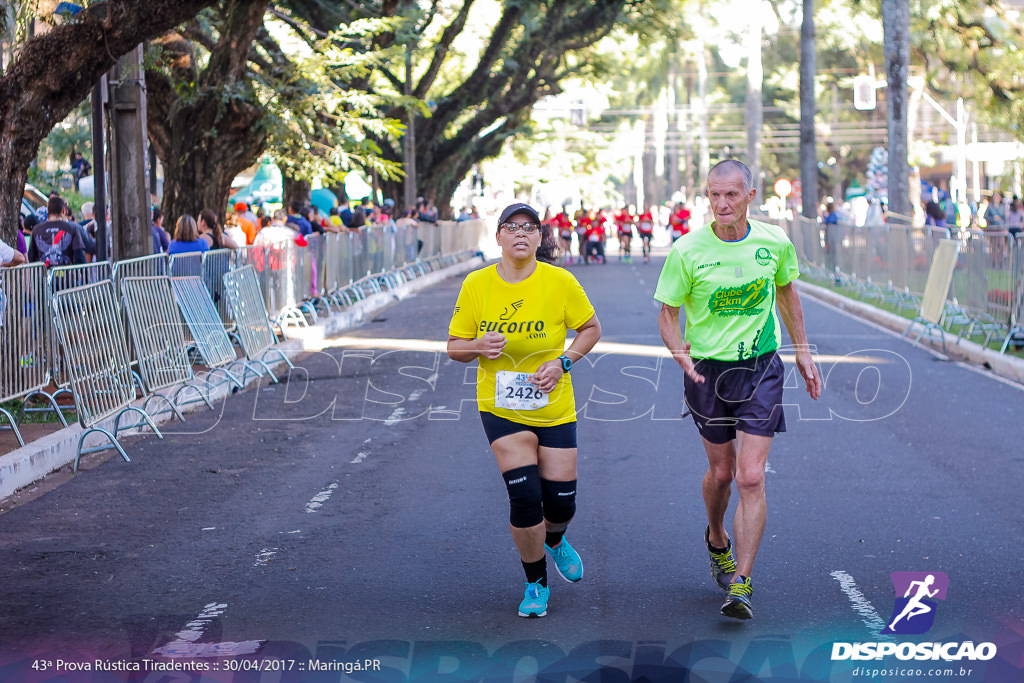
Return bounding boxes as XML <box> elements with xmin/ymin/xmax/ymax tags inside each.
<box><xmin>1006</xmin><ymin>195</ymin><xmax>1023</xmax><ymax>237</ymax></box>
<box><xmin>223</xmin><ymin>212</ymin><xmax>248</xmax><ymax>247</ymax></box>
<box><xmin>167</xmin><ymin>214</ymin><xmax>210</xmax><ymax>255</ymax></box>
<box><xmin>152</xmin><ymin>208</ymin><xmax>170</xmax><ymax>254</ymax></box>
<box><xmin>447</xmin><ymin>202</ymin><xmax>602</xmax><ymax>619</ymax></box>
<box><xmin>984</xmin><ymin>190</ymin><xmax>1006</xmax><ymax>230</ymax></box>
<box><xmin>416</xmin><ymin>197</ymin><xmax>438</xmax><ymax>223</ymax></box>
<box><xmin>198</xmin><ymin>209</ymin><xmax>239</xmax><ymax>250</ymax></box>
<box><xmin>233</xmin><ymin>202</ymin><xmax>257</xmax><ymax>245</ymax></box>
<box><xmin>15</xmin><ymin>215</ymin><xmax>28</xmax><ymax>255</ymax></box>
<box><xmin>70</xmin><ymin>151</ymin><xmax>91</xmax><ymax>191</ymax></box>
<box><xmin>286</xmin><ymin>200</ymin><xmax>314</xmax><ymax>236</ymax></box>
<box><xmin>254</xmin><ymin>209</ymin><xmax>305</xmax><ymax>248</ymax></box>
<box><xmin>823</xmin><ymin>201</ymin><xmax>840</xmax><ymax>282</ymax></box>
<box><xmin>27</xmin><ymin>195</ymin><xmax>86</xmax><ymax>266</ymax></box>
<box><xmin>654</xmin><ymin>159</ymin><xmax>821</xmax><ymax>622</ymax></box>
<box><xmin>1</xmin><ymin>236</ymin><xmax>27</xmax><ymax>267</ymax></box>
<box><xmin>395</xmin><ymin>208</ymin><xmax>420</xmax><ymax>257</ymax></box>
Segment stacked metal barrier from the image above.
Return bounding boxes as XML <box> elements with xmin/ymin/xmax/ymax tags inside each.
<box><xmin>121</xmin><ymin>275</ymin><xmax>214</xmax><ymax>420</ymax></box>
<box><xmin>50</xmin><ymin>279</ymin><xmax>162</xmax><ymax>471</ymax></box>
<box><xmin>1</xmin><ymin>217</ymin><xmax>484</xmax><ymax>455</ymax></box>
<box><xmin>778</xmin><ymin>214</ymin><xmax>1024</xmax><ymax>352</ymax></box>
<box><xmin>223</xmin><ymin>265</ymin><xmax>295</xmax><ymax>379</ymax></box>
<box><xmin>170</xmin><ymin>276</ymin><xmax>249</xmax><ymax>389</ymax></box>
<box><xmin>202</xmin><ymin>249</ymin><xmax>235</xmax><ymax>330</ymax></box>
<box><xmin>0</xmin><ymin>264</ymin><xmax>65</xmax><ymax>445</ymax></box>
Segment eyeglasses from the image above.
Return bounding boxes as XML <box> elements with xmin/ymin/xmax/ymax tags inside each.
<box><xmin>499</xmin><ymin>222</ymin><xmax>540</xmax><ymax>234</ymax></box>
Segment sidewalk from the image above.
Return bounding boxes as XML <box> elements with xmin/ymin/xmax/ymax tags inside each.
<box><xmin>797</xmin><ymin>280</ymin><xmax>1024</xmax><ymax>385</ymax></box>
<box><xmin>0</xmin><ymin>256</ymin><xmax>484</xmax><ymax>504</ymax></box>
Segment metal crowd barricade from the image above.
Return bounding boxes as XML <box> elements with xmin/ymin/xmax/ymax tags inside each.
<box><xmin>222</xmin><ymin>265</ymin><xmax>295</xmax><ymax>380</ymax></box>
<box><xmin>170</xmin><ymin>276</ymin><xmax>249</xmax><ymax>390</ymax></box>
<box><xmin>0</xmin><ymin>264</ymin><xmax>67</xmax><ymax>446</ymax></box>
<box><xmin>1001</xmin><ymin>234</ymin><xmax>1024</xmax><ymax>352</ymax></box>
<box><xmin>33</xmin><ymin>261</ymin><xmax>116</xmax><ymax>417</ymax></box>
<box><xmin>202</xmin><ymin>249</ymin><xmax>235</xmax><ymax>330</ymax></box>
<box><xmin>49</xmin><ymin>279</ymin><xmax>162</xmax><ymax>472</ymax></box>
<box><xmin>169</xmin><ymin>252</ymin><xmax>203</xmax><ymax>277</ymax></box>
<box><xmin>112</xmin><ymin>253</ymin><xmax>168</xmax><ymax>295</ymax></box>
<box><xmin>121</xmin><ymin>276</ymin><xmax>214</xmax><ymax>420</ymax></box>
<box><xmin>322</xmin><ymin>232</ymin><xmax>362</xmax><ymax>307</ymax></box>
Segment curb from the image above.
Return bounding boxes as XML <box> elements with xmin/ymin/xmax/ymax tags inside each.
<box><xmin>797</xmin><ymin>280</ymin><xmax>1024</xmax><ymax>385</ymax></box>
<box><xmin>0</xmin><ymin>257</ymin><xmax>483</xmax><ymax>503</ymax></box>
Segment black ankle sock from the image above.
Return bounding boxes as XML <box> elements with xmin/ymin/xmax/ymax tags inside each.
<box><xmin>522</xmin><ymin>557</ymin><xmax>547</xmax><ymax>587</ymax></box>
<box><xmin>709</xmin><ymin>540</ymin><xmax>729</xmax><ymax>553</ymax></box>
<box><xmin>545</xmin><ymin>530</ymin><xmax>565</xmax><ymax>548</ymax></box>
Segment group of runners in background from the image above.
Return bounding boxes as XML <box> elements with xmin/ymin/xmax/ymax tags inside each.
<box><xmin>545</xmin><ymin>201</ymin><xmax>695</xmax><ymax>266</ymax></box>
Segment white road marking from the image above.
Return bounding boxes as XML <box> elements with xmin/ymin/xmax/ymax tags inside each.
<box><xmin>954</xmin><ymin>361</ymin><xmax>1024</xmax><ymax>392</ymax></box>
<box><xmin>384</xmin><ymin>406</ymin><xmax>406</xmax><ymax>425</ymax></box>
<box><xmin>351</xmin><ymin>437</ymin><xmax>372</xmax><ymax>463</ymax></box>
<box><xmin>305</xmin><ymin>483</ymin><xmax>339</xmax><ymax>513</ymax></box>
<box><xmin>254</xmin><ymin>548</ymin><xmax>278</xmax><ymax>567</ymax></box>
<box><xmin>152</xmin><ymin>603</ymin><xmax>263</xmax><ymax>658</ymax></box>
<box><xmin>764</xmin><ymin>461</ymin><xmax>776</xmax><ymax>474</ymax></box>
<box><xmin>830</xmin><ymin>570</ymin><xmax>893</xmax><ymax>639</ymax></box>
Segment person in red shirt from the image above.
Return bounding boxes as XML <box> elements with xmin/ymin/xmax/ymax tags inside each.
<box><xmin>669</xmin><ymin>202</ymin><xmax>691</xmax><ymax>242</ymax></box>
<box><xmin>613</xmin><ymin>206</ymin><xmax>635</xmax><ymax>262</ymax></box>
<box><xmin>636</xmin><ymin>206</ymin><xmax>655</xmax><ymax>263</ymax></box>
<box><xmin>574</xmin><ymin>208</ymin><xmax>591</xmax><ymax>265</ymax></box>
<box><xmin>584</xmin><ymin>211</ymin><xmax>607</xmax><ymax>264</ymax></box>
<box><xmin>554</xmin><ymin>209</ymin><xmax>574</xmax><ymax>266</ymax></box>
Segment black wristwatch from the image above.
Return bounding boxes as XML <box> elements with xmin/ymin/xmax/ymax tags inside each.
<box><xmin>557</xmin><ymin>354</ymin><xmax>573</xmax><ymax>373</ymax></box>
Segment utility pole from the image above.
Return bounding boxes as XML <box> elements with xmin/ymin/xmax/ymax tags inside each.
<box><xmin>91</xmin><ymin>74</ymin><xmax>108</xmax><ymax>260</ymax></box>
<box><xmin>107</xmin><ymin>44</ymin><xmax>150</xmax><ymax>260</ymax></box>
<box><xmin>799</xmin><ymin>0</ymin><xmax>818</xmax><ymax>219</ymax></box>
<box><xmin>882</xmin><ymin>0</ymin><xmax>911</xmax><ymax>219</ymax></box>
<box><xmin>403</xmin><ymin>43</ymin><xmax>417</xmax><ymax>216</ymax></box>
<box><xmin>746</xmin><ymin>6</ymin><xmax>763</xmax><ymax>199</ymax></box>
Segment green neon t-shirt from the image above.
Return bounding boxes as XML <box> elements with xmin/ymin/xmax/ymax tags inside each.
<box><xmin>654</xmin><ymin>219</ymin><xmax>800</xmax><ymax>361</ymax></box>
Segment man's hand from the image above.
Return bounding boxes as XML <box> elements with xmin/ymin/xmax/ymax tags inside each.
<box><xmin>674</xmin><ymin>341</ymin><xmax>705</xmax><ymax>385</ymax></box>
<box><xmin>793</xmin><ymin>348</ymin><xmax>821</xmax><ymax>400</ymax></box>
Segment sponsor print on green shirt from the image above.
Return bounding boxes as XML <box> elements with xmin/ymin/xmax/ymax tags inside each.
<box><xmin>654</xmin><ymin>219</ymin><xmax>800</xmax><ymax>361</ymax></box>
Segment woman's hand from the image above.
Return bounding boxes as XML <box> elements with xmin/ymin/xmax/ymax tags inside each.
<box><xmin>476</xmin><ymin>331</ymin><xmax>507</xmax><ymax>360</ymax></box>
<box><xmin>529</xmin><ymin>360</ymin><xmax>563</xmax><ymax>394</ymax></box>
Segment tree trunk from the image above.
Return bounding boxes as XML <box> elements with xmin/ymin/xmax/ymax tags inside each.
<box><xmin>799</xmin><ymin>0</ymin><xmax>819</xmax><ymax>220</ymax></box>
<box><xmin>0</xmin><ymin>0</ymin><xmax>216</xmax><ymax>245</ymax></box>
<box><xmin>282</xmin><ymin>176</ymin><xmax>311</xmax><ymax>210</ymax></box>
<box><xmin>883</xmin><ymin>0</ymin><xmax>911</xmax><ymax>218</ymax></box>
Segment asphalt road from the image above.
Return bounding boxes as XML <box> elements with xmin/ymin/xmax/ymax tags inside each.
<box><xmin>0</xmin><ymin>247</ymin><xmax>1021</xmax><ymax>682</ymax></box>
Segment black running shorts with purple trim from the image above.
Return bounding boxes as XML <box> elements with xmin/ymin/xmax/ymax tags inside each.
<box><xmin>683</xmin><ymin>352</ymin><xmax>786</xmax><ymax>444</ymax></box>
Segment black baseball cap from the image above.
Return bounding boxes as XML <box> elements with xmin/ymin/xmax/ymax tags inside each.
<box><xmin>497</xmin><ymin>202</ymin><xmax>541</xmax><ymax>226</ymax></box>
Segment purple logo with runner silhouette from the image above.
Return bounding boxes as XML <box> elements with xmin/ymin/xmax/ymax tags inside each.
<box><xmin>881</xmin><ymin>571</ymin><xmax>949</xmax><ymax>635</ymax></box>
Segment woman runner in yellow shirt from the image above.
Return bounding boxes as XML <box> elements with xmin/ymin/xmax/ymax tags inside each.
<box><xmin>448</xmin><ymin>203</ymin><xmax>602</xmax><ymax>618</ymax></box>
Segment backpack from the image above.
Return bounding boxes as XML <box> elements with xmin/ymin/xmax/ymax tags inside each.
<box><xmin>33</xmin><ymin>229</ymin><xmax>72</xmax><ymax>267</ymax></box>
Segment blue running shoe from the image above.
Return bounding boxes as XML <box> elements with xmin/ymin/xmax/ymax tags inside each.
<box><xmin>546</xmin><ymin>538</ymin><xmax>583</xmax><ymax>582</ymax></box>
<box><xmin>721</xmin><ymin>575</ymin><xmax>753</xmax><ymax>620</ymax></box>
<box><xmin>705</xmin><ymin>525</ymin><xmax>736</xmax><ymax>591</ymax></box>
<box><xmin>518</xmin><ymin>580</ymin><xmax>550</xmax><ymax>618</ymax></box>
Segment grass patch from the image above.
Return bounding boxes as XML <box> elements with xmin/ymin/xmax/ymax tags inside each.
<box><xmin>802</xmin><ymin>274</ymin><xmax>1024</xmax><ymax>357</ymax></box>
<box><xmin>0</xmin><ymin>398</ymin><xmax>71</xmax><ymax>425</ymax></box>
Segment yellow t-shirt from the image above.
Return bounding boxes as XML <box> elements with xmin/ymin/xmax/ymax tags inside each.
<box><xmin>449</xmin><ymin>262</ymin><xmax>595</xmax><ymax>426</ymax></box>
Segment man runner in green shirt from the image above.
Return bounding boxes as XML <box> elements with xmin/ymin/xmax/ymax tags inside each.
<box><xmin>655</xmin><ymin>159</ymin><xmax>821</xmax><ymax>620</ymax></box>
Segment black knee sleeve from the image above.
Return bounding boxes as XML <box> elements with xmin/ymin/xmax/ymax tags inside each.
<box><xmin>541</xmin><ymin>478</ymin><xmax>577</xmax><ymax>525</ymax></box>
<box><xmin>502</xmin><ymin>465</ymin><xmax>543</xmax><ymax>528</ymax></box>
